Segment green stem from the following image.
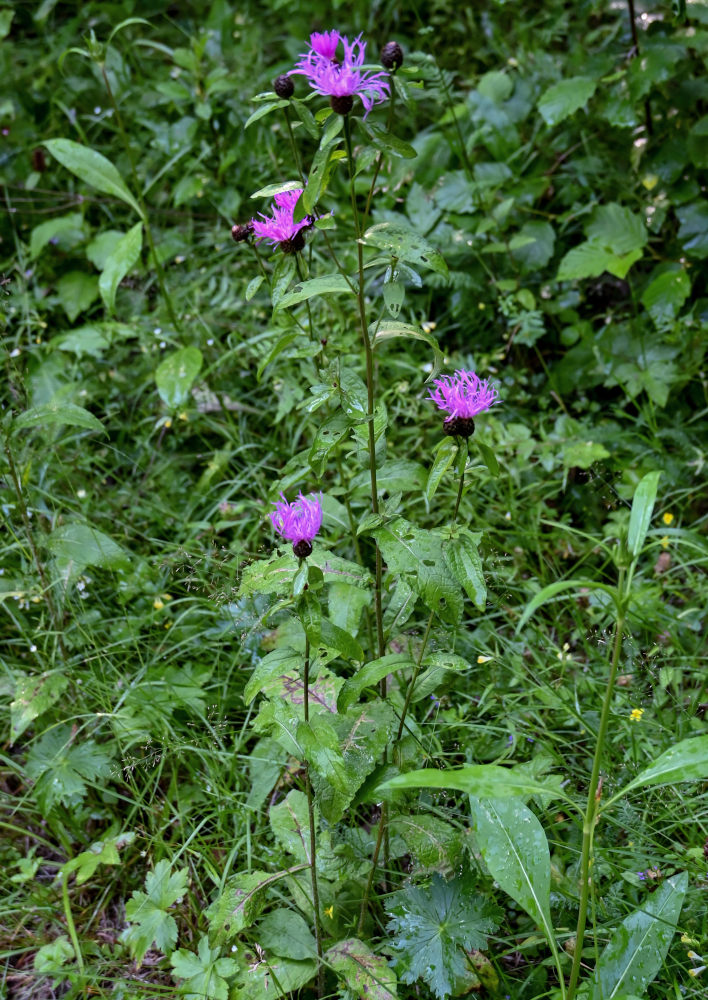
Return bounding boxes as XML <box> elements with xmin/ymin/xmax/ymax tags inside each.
<box><xmin>567</xmin><ymin>587</ymin><xmax>626</xmax><ymax>1000</ymax></box>
<box><xmin>452</xmin><ymin>440</ymin><xmax>468</xmax><ymax>526</ymax></box>
<box><xmin>62</xmin><ymin>871</ymin><xmax>85</xmax><ymax>975</ymax></box>
<box><xmin>361</xmin><ymin>76</ymin><xmax>396</xmax><ymax>233</ymax></box>
<box><xmin>283</xmin><ymin>107</ymin><xmax>305</xmax><ymax>185</ymax></box>
<box><xmin>343</xmin><ymin>116</ymin><xmax>385</xmax><ymax>663</ymax></box>
<box><xmin>99</xmin><ymin>64</ymin><xmax>180</xmax><ymax>333</ymax></box>
<box><xmin>303</xmin><ymin>634</ymin><xmax>324</xmax><ymax>996</ymax></box>
<box><xmin>396</xmin><ymin>610</ymin><xmax>435</xmax><ymax>743</ymax></box>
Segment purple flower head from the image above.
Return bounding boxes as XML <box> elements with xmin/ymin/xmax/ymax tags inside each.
<box><xmin>291</xmin><ymin>31</ymin><xmax>390</xmax><ymax>117</ymax></box>
<box><xmin>428</xmin><ymin>369</ymin><xmax>500</xmax><ymax>438</ymax></box>
<box><xmin>270</xmin><ymin>492</ymin><xmax>323</xmax><ymax>558</ymax></box>
<box><xmin>251</xmin><ymin>187</ymin><xmax>314</xmax><ymax>253</ymax></box>
<box><xmin>309</xmin><ymin>30</ymin><xmax>340</xmax><ymax>61</ymax></box>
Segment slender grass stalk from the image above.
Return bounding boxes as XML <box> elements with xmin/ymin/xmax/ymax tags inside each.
<box><xmin>61</xmin><ymin>871</ymin><xmax>85</xmax><ymax>975</ymax></box>
<box><xmin>566</xmin><ymin>580</ymin><xmax>626</xmax><ymax>1000</ymax></box>
<box><xmin>99</xmin><ymin>63</ymin><xmax>181</xmax><ymax>333</ymax></box>
<box><xmin>302</xmin><ymin>633</ymin><xmax>325</xmax><ymax>996</ymax></box>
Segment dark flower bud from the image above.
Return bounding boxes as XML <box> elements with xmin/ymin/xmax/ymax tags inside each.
<box><xmin>279</xmin><ymin>230</ymin><xmax>306</xmax><ymax>254</ymax></box>
<box><xmin>32</xmin><ymin>148</ymin><xmax>47</xmax><ymax>173</ymax></box>
<box><xmin>330</xmin><ymin>94</ymin><xmax>354</xmax><ymax>116</ymax></box>
<box><xmin>231</xmin><ymin>222</ymin><xmax>253</xmax><ymax>243</ymax></box>
<box><xmin>380</xmin><ymin>41</ymin><xmax>404</xmax><ymax>70</ymax></box>
<box><xmin>293</xmin><ymin>539</ymin><xmax>313</xmax><ymax>559</ymax></box>
<box><xmin>274</xmin><ymin>74</ymin><xmax>294</xmax><ymax>99</ymax></box>
<box><xmin>443</xmin><ymin>415</ymin><xmax>476</xmax><ymax>439</ymax></box>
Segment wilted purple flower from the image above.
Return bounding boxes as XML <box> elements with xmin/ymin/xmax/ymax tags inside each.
<box><xmin>428</xmin><ymin>369</ymin><xmax>500</xmax><ymax>438</ymax></box>
<box><xmin>251</xmin><ymin>188</ymin><xmax>313</xmax><ymax>253</ymax></box>
<box><xmin>291</xmin><ymin>32</ymin><xmax>390</xmax><ymax>117</ymax></box>
<box><xmin>270</xmin><ymin>492</ymin><xmax>323</xmax><ymax>558</ymax></box>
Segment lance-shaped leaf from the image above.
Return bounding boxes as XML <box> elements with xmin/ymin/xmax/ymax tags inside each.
<box><xmin>606</xmin><ymin>735</ymin><xmax>708</xmax><ymax>807</ymax></box>
<box><xmin>44</xmin><ymin>138</ymin><xmax>142</xmax><ymax>217</ymax></box>
<box><xmin>379</xmin><ymin>764</ymin><xmax>566</xmax><ymax>802</ymax></box>
<box><xmin>627</xmin><ymin>470</ymin><xmax>661</xmax><ymax>558</ymax></box>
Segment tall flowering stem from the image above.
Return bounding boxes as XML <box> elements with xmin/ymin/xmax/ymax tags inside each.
<box><xmin>344</xmin><ymin>116</ymin><xmax>385</xmax><ymax>663</ymax></box>
<box><xmin>302</xmin><ymin>633</ymin><xmax>325</xmax><ymax>996</ymax></box>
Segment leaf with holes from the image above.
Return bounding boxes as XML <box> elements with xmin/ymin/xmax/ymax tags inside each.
<box><xmin>362</xmin><ymin>223</ymin><xmax>449</xmax><ymax>278</ymax></box>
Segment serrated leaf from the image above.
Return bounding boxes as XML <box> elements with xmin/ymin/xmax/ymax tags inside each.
<box><xmin>641</xmin><ymin>269</ymin><xmax>690</xmax><ymax>325</ymax></box>
<box><xmin>270</xmin><ymin>790</ymin><xmax>313</xmax><ymax>863</ymax></box>
<box><xmin>206</xmin><ymin>870</ymin><xmax>280</xmax><ymax>942</ymax></box>
<box><xmin>122</xmin><ymin>859</ymin><xmax>188</xmax><ymax>963</ymax></box>
<box><xmin>586</xmin><ymin>203</ymin><xmax>647</xmax><ymax>256</ymax></box>
<box><xmin>25</xmin><ymin>724</ymin><xmax>113</xmax><ymax>811</ymax></box>
<box><xmin>538</xmin><ymin>76</ymin><xmax>596</xmax><ymax>125</ymax></box>
<box><xmin>63</xmin><ymin>830</ymin><xmax>135</xmax><ymax>885</ymax></box>
<box><xmin>171</xmin><ymin>936</ymin><xmax>238</xmax><ymax>1000</ymax></box>
<box><xmin>14</xmin><ymin>402</ymin><xmax>104</xmax><ymax>434</ymax></box>
<box><xmin>44</xmin><ymin>139</ymin><xmax>142</xmax><ymax>217</ymax></box>
<box><xmin>390</xmin><ymin>814</ymin><xmax>464</xmax><ymax>874</ymax></box>
<box><xmin>155</xmin><ymin>345</ymin><xmax>202</xmax><ymax>409</ymax></box>
<box><xmin>327</xmin><ymin>938</ymin><xmax>398</xmax><ymax>1000</ymax></box>
<box><xmin>557</xmin><ymin>243</ymin><xmax>642</xmax><ymax>281</ymax></box>
<box><xmin>386</xmin><ymin>873</ymin><xmax>500</xmax><ymax>999</ymax></box>
<box><xmin>99</xmin><ymin>221</ymin><xmax>143</xmax><ymax>313</ymax></box>
<box><xmin>592</xmin><ymin>873</ymin><xmax>688</xmax><ymax>1000</ymax></box>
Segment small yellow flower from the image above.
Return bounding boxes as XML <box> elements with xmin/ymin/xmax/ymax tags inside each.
<box><xmin>642</xmin><ymin>174</ymin><xmax>659</xmax><ymax>191</ymax></box>
<box><xmin>629</xmin><ymin>708</ymin><xmax>644</xmax><ymax>722</ymax></box>
<box><xmin>161</xmin><ymin>593</ymin><xmax>173</xmax><ymax>602</ymax></box>
<box><xmin>153</xmin><ymin>598</ymin><xmax>164</xmax><ymax>611</ymax></box>
<box><xmin>178</xmin><ymin>411</ymin><xmax>189</xmax><ymax>422</ymax></box>
<box><xmin>689</xmin><ymin>966</ymin><xmax>706</xmax><ymax>978</ymax></box>
<box><xmin>164</xmin><ymin>418</ymin><xmax>172</xmax><ymax>429</ymax></box>
<box><xmin>421</xmin><ymin>321</ymin><xmax>437</xmax><ymax>333</ymax></box>
<box><xmin>477</xmin><ymin>655</ymin><xmax>492</xmax><ymax>664</ymax></box>
<box><xmin>687</xmin><ymin>951</ymin><xmax>702</xmax><ymax>961</ymax></box>
<box><xmin>324</xmin><ymin>905</ymin><xmax>334</xmax><ymax>919</ymax></box>
<box><xmin>164</xmin><ymin>621</ymin><xmax>172</xmax><ymax>629</ymax></box>
<box><xmin>660</xmin><ymin>535</ymin><xmax>670</xmax><ymax>550</ymax></box>
<box><xmin>662</xmin><ymin>512</ymin><xmax>674</xmax><ymax>525</ymax></box>
<box><xmin>478</xmin><ymin>302</ymin><xmax>486</xmax><ymax>310</ymax></box>
<box><xmin>682</xmin><ymin>934</ymin><xmax>700</xmax><ymax>945</ymax></box>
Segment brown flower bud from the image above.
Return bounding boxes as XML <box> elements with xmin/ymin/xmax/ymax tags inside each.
<box><xmin>274</xmin><ymin>74</ymin><xmax>294</xmax><ymax>99</ymax></box>
<box><xmin>380</xmin><ymin>41</ymin><xmax>404</xmax><ymax>70</ymax></box>
<box><xmin>231</xmin><ymin>222</ymin><xmax>253</xmax><ymax>243</ymax></box>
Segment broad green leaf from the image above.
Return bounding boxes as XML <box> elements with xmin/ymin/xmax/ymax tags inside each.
<box><xmin>14</xmin><ymin>402</ymin><xmax>104</xmax><ymax>434</ymax></box>
<box><xmin>34</xmin><ymin>936</ymin><xmax>74</xmax><ymax>973</ymax></box>
<box><xmin>538</xmin><ymin>76</ymin><xmax>597</xmax><ymax>125</ymax></box>
<box><xmin>586</xmin><ymin>203</ymin><xmax>648</xmax><ymax>256</ymax></box>
<box><xmin>425</xmin><ymin>438</ymin><xmax>458</xmax><ymax>504</ymax></box>
<box><xmin>155</xmin><ymin>345</ymin><xmax>202</xmax><ymax>409</ymax></box>
<box><xmin>627</xmin><ymin>470</ymin><xmax>661</xmax><ymax>558</ymax></box>
<box><xmin>320</xmin><ymin>618</ymin><xmax>364</xmax><ymax>661</ymax></box>
<box><xmin>206</xmin><ymin>869</ymin><xmax>294</xmax><ymax>942</ymax></box>
<box><xmin>338</xmin><ymin>653</ymin><xmax>414</xmax><ymax>711</ymax></box>
<box><xmin>383</xmin><ymin>279</ymin><xmax>405</xmax><ymax>318</ymax></box>
<box><xmin>368</xmin><ymin>124</ymin><xmax>417</xmax><ymax>159</ymax></box>
<box><xmin>99</xmin><ymin>222</ymin><xmax>143</xmax><ymax>313</ymax></box>
<box><xmin>470</xmin><ymin>796</ymin><xmax>556</xmax><ymax>952</ymax></box>
<box><xmin>257</xmin><ymin>331</ymin><xmax>299</xmax><ymax>380</ymax></box>
<box><xmin>380</xmin><ymin>764</ymin><xmax>565</xmax><ymax>801</ymax></box>
<box><xmin>512</xmin><ymin>220</ymin><xmax>556</xmax><ymax>272</ymax></box>
<box><xmin>362</xmin><ymin>222</ymin><xmax>448</xmax><ymax>278</ymax></box>
<box><xmin>562</xmin><ymin>439</ymin><xmax>610</xmax><ymax>469</ymax></box>
<box><xmin>30</xmin><ymin>212</ymin><xmax>86</xmax><ymax>259</ymax></box>
<box><xmin>443</xmin><ymin>532</ymin><xmax>486</xmax><ymax>610</ymax></box>
<box><xmin>48</xmin><ymin>522</ymin><xmax>127</xmax><ymax>579</ymax></box>
<box><xmin>235</xmin><ymin>955</ymin><xmax>317</xmax><ymax>1000</ymax></box>
<box><xmin>641</xmin><ymin>269</ymin><xmax>690</xmax><ymax>325</ymax></box>
<box><xmin>270</xmin><ymin>790</ymin><xmax>313</xmax><ymax>863</ymax></box>
<box><xmin>610</xmin><ymin>735</ymin><xmax>708</xmax><ymax>803</ymax></box>
<box><xmin>56</xmin><ymin>270</ymin><xmax>99</xmax><ymax>322</ymax></box>
<box><xmin>592</xmin><ymin>873</ymin><xmax>688</xmax><ymax>999</ymax></box>
<box><xmin>412</xmin><ymin>651</ymin><xmax>476</xmax><ymax>703</ymax></box>
<box><xmin>557</xmin><ymin>242</ymin><xmax>642</xmax><ymax>281</ymax></box>
<box><xmin>44</xmin><ymin>139</ymin><xmax>142</xmax><ymax>217</ymax></box>
<box><xmin>0</xmin><ymin>8</ymin><xmax>14</xmax><ymax>38</ymax></box>
<box><xmin>308</xmin><ymin>411</ymin><xmax>351</xmax><ymax>476</ymax></box>
<box><xmin>326</xmin><ymin>938</ymin><xmax>397</xmax><ymax>1000</ymax></box>
<box><xmin>26</xmin><ymin>724</ymin><xmax>113</xmax><ymax>811</ymax></box>
<box><xmin>476</xmin><ymin>439</ymin><xmax>500</xmax><ymax>476</ymax></box>
<box><xmin>245</xmin><ymin>274</ymin><xmax>264</xmax><ymax>301</ymax></box>
<box><xmin>303</xmin><ymin>135</ymin><xmax>342</xmax><ymax>214</ymax></box>
<box><xmin>275</xmin><ymin>273</ymin><xmax>355</xmax><ymax>312</ymax></box>
<box><xmin>11</xmin><ymin>671</ymin><xmax>69</xmax><ymax>743</ymax></box>
<box><xmin>328</xmin><ymin>582</ymin><xmax>369</xmax><ymax>638</ymax></box>
<box><xmin>250</xmin><ymin>179</ymin><xmax>302</xmax><ymax>199</ymax></box>
<box><xmin>516</xmin><ymin>578</ymin><xmax>618</xmax><ymax>632</ymax></box>
<box><xmin>371</xmin><ymin>320</ymin><xmax>443</xmax><ymax>379</ymax></box>
<box><xmin>257</xmin><ymin>909</ymin><xmax>317</xmax><ymax>960</ymax></box>
<box><xmin>244</xmin><ymin>647</ymin><xmax>303</xmax><ymax>705</ymax></box>
<box><xmin>390</xmin><ymin>814</ymin><xmax>465</xmax><ymax>874</ymax></box>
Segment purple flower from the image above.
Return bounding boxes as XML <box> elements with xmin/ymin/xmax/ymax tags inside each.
<box><xmin>309</xmin><ymin>30</ymin><xmax>340</xmax><ymax>61</ymax></box>
<box><xmin>291</xmin><ymin>32</ymin><xmax>390</xmax><ymax>117</ymax></box>
<box><xmin>251</xmin><ymin>187</ymin><xmax>314</xmax><ymax>253</ymax></box>
<box><xmin>270</xmin><ymin>492</ymin><xmax>323</xmax><ymax>558</ymax></box>
<box><xmin>428</xmin><ymin>369</ymin><xmax>500</xmax><ymax>438</ymax></box>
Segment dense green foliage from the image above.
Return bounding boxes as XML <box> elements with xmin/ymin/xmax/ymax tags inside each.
<box><xmin>1</xmin><ymin>2</ymin><xmax>707</xmax><ymax>999</ymax></box>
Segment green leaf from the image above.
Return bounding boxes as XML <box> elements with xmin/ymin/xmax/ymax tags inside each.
<box><xmin>515</xmin><ymin>578</ymin><xmax>618</xmax><ymax>632</ymax></box>
<box><xmin>610</xmin><ymin>735</ymin><xmax>708</xmax><ymax>803</ymax></box>
<box><xmin>122</xmin><ymin>859</ymin><xmax>189</xmax><ymax>963</ymax></box>
<box><xmin>34</xmin><ymin>936</ymin><xmax>74</xmax><ymax>974</ymax></box>
<box><xmin>586</xmin><ymin>203</ymin><xmax>648</xmax><ymax>256</ymax></box>
<box><xmin>557</xmin><ymin>243</ymin><xmax>642</xmax><ymax>281</ymax></box>
<box><xmin>56</xmin><ymin>270</ymin><xmax>99</xmax><ymax>322</ymax></box>
<box><xmin>362</xmin><ymin>222</ymin><xmax>449</xmax><ymax>278</ymax></box>
<box><xmin>206</xmin><ymin>870</ymin><xmax>284</xmax><ymax>942</ymax></box>
<box><xmin>326</xmin><ymin>938</ymin><xmax>397</xmax><ymax>1000</ymax></box>
<box><xmin>270</xmin><ymin>790</ymin><xmax>312</xmax><ymax>863</ymax></box>
<box><xmin>380</xmin><ymin>765</ymin><xmax>565</xmax><ymax>801</ymax></box>
<box><xmin>171</xmin><ymin>936</ymin><xmax>238</xmax><ymax>1000</ymax></box>
<box><xmin>425</xmin><ymin>438</ymin><xmax>458</xmax><ymax>504</ymax></box>
<box><xmin>244</xmin><ymin>99</ymin><xmax>289</xmax><ymax>128</ymax></box>
<box><xmin>25</xmin><ymin>725</ymin><xmax>113</xmax><ymax>811</ymax></box>
<box><xmin>308</xmin><ymin>411</ymin><xmax>351</xmax><ymax>476</ymax></box>
<box><xmin>10</xmin><ymin>671</ymin><xmax>69</xmax><ymax>743</ymax></box>
<box><xmin>476</xmin><ymin>439</ymin><xmax>500</xmax><ymax>477</ymax></box>
<box><xmin>245</xmin><ymin>274</ymin><xmax>264</xmax><ymax>301</ymax></box>
<box><xmin>371</xmin><ymin>320</ymin><xmax>444</xmax><ymax>379</ymax></box>
<box><xmin>470</xmin><ymin>796</ymin><xmax>556</xmax><ymax>951</ymax></box>
<box><xmin>386</xmin><ymin>873</ymin><xmax>500</xmax><ymax>999</ymax></box>
<box><xmin>563</xmin><ymin>439</ymin><xmax>610</xmax><ymax>469</ymax></box>
<box><xmin>592</xmin><ymin>873</ymin><xmax>688</xmax><ymax>1000</ymax></box>
<box><xmin>44</xmin><ymin>139</ymin><xmax>142</xmax><ymax>217</ymax></box>
<box><xmin>14</xmin><ymin>402</ymin><xmax>104</xmax><ymax>434</ymax></box>
<box><xmin>257</xmin><ymin>909</ymin><xmax>317</xmax><ymax>960</ymax></box>
<box><xmin>538</xmin><ymin>76</ymin><xmax>597</xmax><ymax>125</ymax></box>
<box><xmin>30</xmin><ymin>212</ymin><xmax>86</xmax><ymax>259</ymax></box>
<box><xmin>63</xmin><ymin>831</ymin><xmax>135</xmax><ymax>885</ymax></box>
<box><xmin>627</xmin><ymin>470</ymin><xmax>661</xmax><ymax>559</ymax></box>
<box><xmin>155</xmin><ymin>346</ymin><xmax>203</xmax><ymax>409</ymax></box>
<box><xmin>48</xmin><ymin>522</ymin><xmax>128</xmax><ymax>584</ymax></box>
<box><xmin>251</xmin><ymin>180</ymin><xmax>302</xmax><ymax>199</ymax></box>
<box><xmin>235</xmin><ymin>955</ymin><xmax>317</xmax><ymax>999</ymax></box>
<box><xmin>99</xmin><ymin>222</ymin><xmax>143</xmax><ymax>313</ymax></box>
<box><xmin>303</xmin><ymin>135</ymin><xmax>342</xmax><ymax>215</ymax></box>
<box><xmin>338</xmin><ymin>653</ymin><xmax>414</xmax><ymax>711</ymax></box>
<box><xmin>368</xmin><ymin>124</ymin><xmax>417</xmax><ymax>159</ymax></box>
<box><xmin>0</xmin><ymin>8</ymin><xmax>15</xmax><ymax>38</ymax></box>
<box><xmin>443</xmin><ymin>532</ymin><xmax>486</xmax><ymax>610</ymax></box>
<box><xmin>274</xmin><ymin>273</ymin><xmax>355</xmax><ymax>312</ymax></box>
<box><xmin>390</xmin><ymin>814</ymin><xmax>465</xmax><ymax>874</ymax></box>
<box><xmin>256</xmin><ymin>331</ymin><xmax>299</xmax><ymax>381</ymax></box>
<box><xmin>641</xmin><ymin>269</ymin><xmax>691</xmax><ymax>325</ymax></box>
<box><xmin>320</xmin><ymin>618</ymin><xmax>364</xmax><ymax>661</ymax></box>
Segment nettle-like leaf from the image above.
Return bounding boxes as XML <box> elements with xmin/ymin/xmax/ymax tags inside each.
<box><xmin>121</xmin><ymin>859</ymin><xmax>189</xmax><ymax>963</ymax></box>
<box><xmin>170</xmin><ymin>936</ymin><xmax>238</xmax><ymax>1000</ymax></box>
<box><xmin>25</xmin><ymin>724</ymin><xmax>113</xmax><ymax>810</ymax></box>
<box><xmin>386</xmin><ymin>873</ymin><xmax>501</xmax><ymax>999</ymax></box>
